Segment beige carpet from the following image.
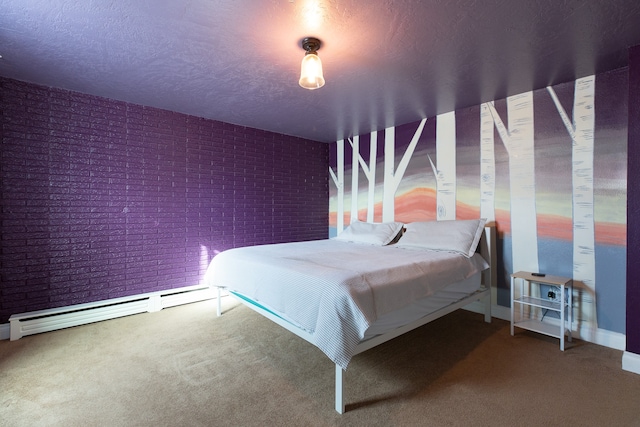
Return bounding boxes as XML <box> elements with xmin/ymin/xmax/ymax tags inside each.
<box><xmin>2</xmin><ymin>297</ymin><xmax>639</xmax><ymax>427</ymax></box>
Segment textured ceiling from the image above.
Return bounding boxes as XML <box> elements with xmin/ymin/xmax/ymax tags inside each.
<box><xmin>2</xmin><ymin>0</ymin><xmax>640</xmax><ymax>143</ymax></box>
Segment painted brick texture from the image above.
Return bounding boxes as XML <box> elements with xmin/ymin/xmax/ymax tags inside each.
<box><xmin>0</xmin><ymin>77</ymin><xmax>329</xmax><ymax>323</ymax></box>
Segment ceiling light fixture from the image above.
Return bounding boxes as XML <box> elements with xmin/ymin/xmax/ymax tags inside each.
<box><xmin>298</xmin><ymin>37</ymin><xmax>325</xmax><ymax>90</ymax></box>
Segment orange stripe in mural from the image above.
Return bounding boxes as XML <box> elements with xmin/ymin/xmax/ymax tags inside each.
<box><xmin>330</xmin><ymin>187</ymin><xmax>625</xmax><ymax>246</ymax></box>
<box><xmin>595</xmin><ymin>222</ymin><xmax>626</xmax><ymax>246</ymax></box>
<box><xmin>395</xmin><ymin>188</ymin><xmax>437</xmax><ymax>223</ymax></box>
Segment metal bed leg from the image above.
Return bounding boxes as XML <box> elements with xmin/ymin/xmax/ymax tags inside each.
<box><xmin>216</xmin><ymin>287</ymin><xmax>222</xmax><ymax>317</ymax></box>
<box><xmin>335</xmin><ymin>364</ymin><xmax>345</xmax><ymax>414</ymax></box>
<box><xmin>484</xmin><ymin>291</ymin><xmax>491</xmax><ymax>323</ymax></box>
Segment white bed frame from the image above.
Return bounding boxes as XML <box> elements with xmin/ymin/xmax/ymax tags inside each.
<box><xmin>216</xmin><ymin>226</ymin><xmax>496</xmax><ymax>414</ymax></box>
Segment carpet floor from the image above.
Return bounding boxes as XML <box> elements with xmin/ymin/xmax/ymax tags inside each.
<box><xmin>1</xmin><ymin>297</ymin><xmax>639</xmax><ymax>426</ymax></box>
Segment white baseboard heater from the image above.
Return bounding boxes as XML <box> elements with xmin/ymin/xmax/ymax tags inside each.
<box><xmin>8</xmin><ymin>284</ymin><xmax>214</xmax><ymax>341</ymax></box>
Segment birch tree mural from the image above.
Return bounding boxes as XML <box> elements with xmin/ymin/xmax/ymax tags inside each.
<box><xmin>547</xmin><ymin>76</ymin><xmax>597</xmax><ymax>325</ymax></box>
<box><xmin>329</xmin><ymin>139</ymin><xmax>345</xmax><ymax>232</ymax></box>
<box><xmin>382</xmin><ymin>119</ymin><xmax>427</xmax><ymax>222</ymax></box>
<box><xmin>486</xmin><ymin>93</ymin><xmax>539</xmax><ymax>273</ymax></box>
<box><xmin>428</xmin><ymin>112</ymin><xmax>457</xmax><ymax>220</ymax></box>
<box><xmin>480</xmin><ymin>103</ymin><xmax>496</xmax><ymax>223</ymax></box>
<box><xmin>328</xmin><ymin>70</ymin><xmax>627</xmax><ymax>336</ymax></box>
<box><xmin>348</xmin><ymin>133</ymin><xmax>378</xmax><ymax>223</ymax></box>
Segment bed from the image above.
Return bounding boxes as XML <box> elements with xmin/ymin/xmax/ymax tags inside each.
<box><xmin>206</xmin><ymin>219</ymin><xmax>496</xmax><ymax>413</ymax></box>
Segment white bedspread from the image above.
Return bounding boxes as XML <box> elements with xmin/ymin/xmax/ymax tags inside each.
<box><xmin>206</xmin><ymin>239</ymin><xmax>488</xmax><ymax>369</ymax></box>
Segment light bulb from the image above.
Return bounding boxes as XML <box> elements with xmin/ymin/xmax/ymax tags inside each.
<box><xmin>299</xmin><ymin>53</ymin><xmax>325</xmax><ymax>90</ymax></box>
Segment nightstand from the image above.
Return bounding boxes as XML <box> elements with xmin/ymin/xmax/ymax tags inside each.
<box><xmin>510</xmin><ymin>271</ymin><xmax>573</xmax><ymax>350</ymax></box>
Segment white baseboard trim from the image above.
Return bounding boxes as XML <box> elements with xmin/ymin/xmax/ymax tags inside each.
<box><xmin>622</xmin><ymin>351</ymin><xmax>640</xmax><ymax>375</ymax></box>
<box><xmin>4</xmin><ymin>284</ymin><xmax>215</xmax><ymax>341</ymax></box>
<box><xmin>466</xmin><ymin>302</ymin><xmax>627</xmax><ymax>351</ymax></box>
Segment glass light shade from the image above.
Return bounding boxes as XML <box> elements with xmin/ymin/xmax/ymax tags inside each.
<box><xmin>299</xmin><ymin>53</ymin><xmax>325</xmax><ymax>90</ymax></box>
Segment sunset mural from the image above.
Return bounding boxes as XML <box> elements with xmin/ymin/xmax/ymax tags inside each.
<box><xmin>329</xmin><ymin>68</ymin><xmax>627</xmax><ymax>335</ymax></box>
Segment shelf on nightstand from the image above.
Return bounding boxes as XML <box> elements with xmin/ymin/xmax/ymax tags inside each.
<box><xmin>510</xmin><ymin>271</ymin><xmax>573</xmax><ymax>351</ymax></box>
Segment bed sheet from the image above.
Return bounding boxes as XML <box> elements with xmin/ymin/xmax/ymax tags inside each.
<box><xmin>362</xmin><ymin>272</ymin><xmax>482</xmax><ymax>339</ymax></box>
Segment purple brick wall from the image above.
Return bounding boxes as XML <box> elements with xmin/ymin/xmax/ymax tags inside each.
<box><xmin>0</xmin><ymin>77</ymin><xmax>329</xmax><ymax>323</ymax></box>
<box><xmin>628</xmin><ymin>45</ymin><xmax>640</xmax><ymax>354</ymax></box>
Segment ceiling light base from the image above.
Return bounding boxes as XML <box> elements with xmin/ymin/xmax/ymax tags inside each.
<box><xmin>301</xmin><ymin>37</ymin><xmax>321</xmax><ymax>54</ymax></box>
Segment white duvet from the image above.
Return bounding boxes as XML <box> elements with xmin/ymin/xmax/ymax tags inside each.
<box><xmin>206</xmin><ymin>239</ymin><xmax>488</xmax><ymax>369</ymax></box>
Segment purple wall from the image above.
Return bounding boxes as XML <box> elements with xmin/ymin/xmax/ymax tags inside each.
<box><xmin>0</xmin><ymin>77</ymin><xmax>329</xmax><ymax>323</ymax></box>
<box><xmin>627</xmin><ymin>46</ymin><xmax>640</xmax><ymax>355</ymax></box>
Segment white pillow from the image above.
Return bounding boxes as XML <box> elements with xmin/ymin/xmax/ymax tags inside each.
<box><xmin>395</xmin><ymin>219</ymin><xmax>487</xmax><ymax>257</ymax></box>
<box><xmin>334</xmin><ymin>221</ymin><xmax>404</xmax><ymax>246</ymax></box>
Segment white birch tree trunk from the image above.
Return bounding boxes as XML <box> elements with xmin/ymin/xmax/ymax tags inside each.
<box><xmin>547</xmin><ymin>76</ymin><xmax>597</xmax><ymax>326</ymax></box>
<box><xmin>430</xmin><ymin>111</ymin><xmax>457</xmax><ymax>220</ymax></box>
<box><xmin>349</xmin><ymin>136</ymin><xmax>359</xmax><ymax>223</ymax></box>
<box><xmin>329</xmin><ymin>139</ymin><xmax>345</xmax><ymax>233</ymax></box>
<box><xmin>480</xmin><ymin>102</ymin><xmax>498</xmax><ymax>303</ymax></box>
<box><xmin>382</xmin><ymin>119</ymin><xmax>427</xmax><ymax>222</ymax></box>
<box><xmin>348</xmin><ymin>134</ymin><xmax>378</xmax><ymax>223</ymax></box>
<box><xmin>383</xmin><ymin>128</ymin><xmax>396</xmax><ymax>222</ymax></box>
<box><xmin>367</xmin><ymin>132</ymin><xmax>377</xmax><ymax>222</ymax></box>
<box><xmin>480</xmin><ymin>102</ymin><xmax>496</xmax><ymax>223</ymax></box>
<box><xmin>487</xmin><ymin>93</ymin><xmax>539</xmax><ymax>273</ymax></box>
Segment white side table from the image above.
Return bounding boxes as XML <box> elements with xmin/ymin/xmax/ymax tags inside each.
<box><xmin>510</xmin><ymin>271</ymin><xmax>573</xmax><ymax>351</ymax></box>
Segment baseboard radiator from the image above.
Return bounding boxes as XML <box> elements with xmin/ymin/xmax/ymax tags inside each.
<box><xmin>8</xmin><ymin>284</ymin><xmax>214</xmax><ymax>341</ymax></box>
